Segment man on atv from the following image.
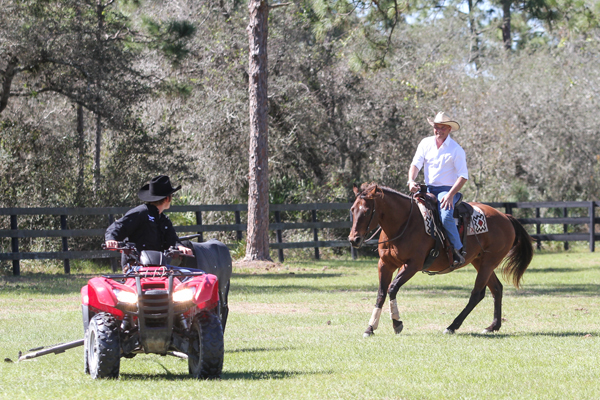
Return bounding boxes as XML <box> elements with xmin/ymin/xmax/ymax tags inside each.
<box><xmin>105</xmin><ymin>175</ymin><xmax>193</xmax><ymax>268</ymax></box>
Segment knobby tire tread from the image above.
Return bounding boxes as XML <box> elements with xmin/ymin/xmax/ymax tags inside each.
<box><xmin>199</xmin><ymin>312</ymin><xmax>224</xmax><ymax>379</ymax></box>
<box><xmin>88</xmin><ymin>313</ymin><xmax>120</xmax><ymax>379</ymax></box>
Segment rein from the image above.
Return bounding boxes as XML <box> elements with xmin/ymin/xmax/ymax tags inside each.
<box><xmin>364</xmin><ymin>192</ymin><xmax>415</xmax><ymax>246</ymax></box>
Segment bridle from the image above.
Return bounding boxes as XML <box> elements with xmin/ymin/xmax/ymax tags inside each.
<box><xmin>358</xmin><ymin>192</ymin><xmax>415</xmax><ymax>246</ymax></box>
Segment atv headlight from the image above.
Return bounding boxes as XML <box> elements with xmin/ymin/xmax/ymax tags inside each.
<box><xmin>113</xmin><ymin>289</ymin><xmax>138</xmax><ymax>304</ymax></box>
<box><xmin>173</xmin><ymin>287</ymin><xmax>196</xmax><ymax>303</ymax></box>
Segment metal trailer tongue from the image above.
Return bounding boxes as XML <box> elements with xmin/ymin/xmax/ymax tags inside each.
<box><xmin>17</xmin><ymin>339</ymin><xmax>84</xmax><ymax>362</ymax></box>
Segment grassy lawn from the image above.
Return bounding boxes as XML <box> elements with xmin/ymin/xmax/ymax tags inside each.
<box><xmin>1</xmin><ymin>250</ymin><xmax>600</xmax><ymax>399</ymax></box>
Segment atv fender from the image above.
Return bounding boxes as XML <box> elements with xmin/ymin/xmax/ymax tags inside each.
<box><xmin>84</xmin><ymin>278</ymin><xmax>125</xmax><ymax>318</ymax></box>
<box><xmin>193</xmin><ymin>274</ymin><xmax>220</xmax><ymax>311</ymax></box>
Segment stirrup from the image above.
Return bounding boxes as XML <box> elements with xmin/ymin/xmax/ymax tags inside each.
<box><xmin>452</xmin><ymin>248</ymin><xmax>465</xmax><ymax>266</ymax></box>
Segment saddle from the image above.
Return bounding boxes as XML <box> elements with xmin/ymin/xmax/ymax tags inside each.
<box><xmin>415</xmin><ymin>185</ymin><xmax>474</xmax><ymax>272</ymax></box>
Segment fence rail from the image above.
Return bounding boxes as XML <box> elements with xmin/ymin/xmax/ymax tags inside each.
<box><xmin>1</xmin><ymin>201</ymin><xmax>598</xmax><ymax>275</ymax></box>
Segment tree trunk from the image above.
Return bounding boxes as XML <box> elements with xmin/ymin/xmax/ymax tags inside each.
<box><xmin>244</xmin><ymin>0</ymin><xmax>271</xmax><ymax>261</ymax></box>
<box><xmin>76</xmin><ymin>104</ymin><xmax>85</xmax><ymax>205</ymax></box>
<box><xmin>501</xmin><ymin>0</ymin><xmax>512</xmax><ymax>50</ymax></box>
<box><xmin>93</xmin><ymin>0</ymin><xmax>105</xmax><ymax>192</ymax></box>
<box><xmin>467</xmin><ymin>0</ymin><xmax>481</xmax><ymax>69</ymax></box>
<box><xmin>0</xmin><ymin>55</ymin><xmax>18</xmax><ymax>115</ymax></box>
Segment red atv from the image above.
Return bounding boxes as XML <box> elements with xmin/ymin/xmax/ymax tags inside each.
<box><xmin>81</xmin><ymin>242</ymin><xmax>225</xmax><ymax>379</ymax></box>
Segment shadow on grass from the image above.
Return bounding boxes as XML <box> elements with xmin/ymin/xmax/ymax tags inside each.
<box><xmin>227</xmin><ymin>346</ymin><xmax>295</xmax><ymax>354</ymax></box>
<box><xmin>511</xmin><ymin>284</ymin><xmax>600</xmax><ymax>297</ymax></box>
<box><xmin>120</xmin><ymin>369</ymin><xmax>329</xmax><ymax>381</ymax></box>
<box><xmin>465</xmin><ymin>331</ymin><xmax>600</xmax><ymax>339</ymax></box>
<box><xmin>233</xmin><ymin>272</ymin><xmax>344</xmax><ymax>280</ymax></box>
<box><xmin>0</xmin><ymin>274</ymin><xmax>93</xmax><ymax>295</ymax></box>
<box><xmin>3</xmin><ymin>268</ymin><xmax>600</xmax><ymax>298</ymax></box>
<box><xmin>525</xmin><ymin>266</ymin><xmax>600</xmax><ymax>273</ymax></box>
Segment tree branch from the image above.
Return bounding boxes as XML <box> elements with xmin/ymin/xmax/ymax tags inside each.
<box><xmin>269</xmin><ymin>2</ymin><xmax>292</xmax><ymax>9</ymax></box>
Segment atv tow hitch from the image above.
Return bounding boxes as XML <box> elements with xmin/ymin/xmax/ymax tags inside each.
<box><xmin>17</xmin><ymin>339</ymin><xmax>84</xmax><ymax>362</ymax></box>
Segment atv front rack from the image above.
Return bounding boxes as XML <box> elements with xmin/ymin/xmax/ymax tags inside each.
<box><xmin>102</xmin><ymin>268</ymin><xmax>205</xmax><ymax>280</ymax></box>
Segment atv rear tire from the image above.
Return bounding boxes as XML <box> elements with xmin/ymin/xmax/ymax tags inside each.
<box><xmin>188</xmin><ymin>312</ymin><xmax>224</xmax><ymax>379</ymax></box>
<box><xmin>86</xmin><ymin>312</ymin><xmax>121</xmax><ymax>379</ymax></box>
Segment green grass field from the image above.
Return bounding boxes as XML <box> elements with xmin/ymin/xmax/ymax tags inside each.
<box><xmin>1</xmin><ymin>250</ymin><xmax>600</xmax><ymax>399</ymax></box>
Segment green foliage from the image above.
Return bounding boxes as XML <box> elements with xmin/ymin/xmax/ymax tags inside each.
<box><xmin>1</xmin><ymin>0</ymin><xmax>599</xmax><ymax>214</ymax></box>
<box><xmin>143</xmin><ymin>17</ymin><xmax>196</xmax><ymax>65</ymax></box>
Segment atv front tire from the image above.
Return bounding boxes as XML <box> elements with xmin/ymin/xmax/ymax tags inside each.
<box><xmin>86</xmin><ymin>312</ymin><xmax>121</xmax><ymax>379</ymax></box>
<box><xmin>188</xmin><ymin>312</ymin><xmax>224</xmax><ymax>379</ymax></box>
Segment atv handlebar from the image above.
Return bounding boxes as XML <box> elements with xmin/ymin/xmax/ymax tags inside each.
<box><xmin>102</xmin><ymin>241</ymin><xmax>194</xmax><ymax>270</ymax></box>
<box><xmin>102</xmin><ymin>241</ymin><xmax>135</xmax><ymax>251</ymax></box>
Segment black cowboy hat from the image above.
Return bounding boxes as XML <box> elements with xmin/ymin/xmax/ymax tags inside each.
<box><xmin>137</xmin><ymin>175</ymin><xmax>181</xmax><ymax>202</ymax></box>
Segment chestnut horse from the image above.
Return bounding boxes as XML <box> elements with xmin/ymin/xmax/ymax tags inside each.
<box><xmin>348</xmin><ymin>183</ymin><xmax>533</xmax><ymax>337</ymax></box>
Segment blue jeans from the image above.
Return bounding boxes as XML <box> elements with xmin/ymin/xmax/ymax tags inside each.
<box><xmin>428</xmin><ymin>186</ymin><xmax>462</xmax><ymax>251</ymax></box>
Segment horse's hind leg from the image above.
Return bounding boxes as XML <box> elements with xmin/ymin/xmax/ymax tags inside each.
<box><xmin>483</xmin><ymin>272</ymin><xmax>503</xmax><ymax>333</ymax></box>
<box><xmin>364</xmin><ymin>260</ymin><xmax>395</xmax><ymax>338</ymax></box>
<box><xmin>445</xmin><ymin>263</ymin><xmax>497</xmax><ymax>334</ymax></box>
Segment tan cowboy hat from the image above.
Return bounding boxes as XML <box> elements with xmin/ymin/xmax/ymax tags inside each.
<box><xmin>427</xmin><ymin>111</ymin><xmax>460</xmax><ymax>132</ymax></box>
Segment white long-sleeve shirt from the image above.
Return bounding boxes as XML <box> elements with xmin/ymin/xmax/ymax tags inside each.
<box><xmin>411</xmin><ymin>136</ymin><xmax>468</xmax><ymax>187</ymax></box>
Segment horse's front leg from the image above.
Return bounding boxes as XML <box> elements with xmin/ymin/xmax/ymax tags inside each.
<box><xmin>387</xmin><ymin>263</ymin><xmax>418</xmax><ymax>334</ymax></box>
<box><xmin>364</xmin><ymin>260</ymin><xmax>395</xmax><ymax>338</ymax></box>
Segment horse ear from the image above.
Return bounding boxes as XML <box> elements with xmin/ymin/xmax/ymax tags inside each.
<box><xmin>365</xmin><ymin>184</ymin><xmax>384</xmax><ymax>199</ymax></box>
<box><xmin>366</xmin><ymin>185</ymin><xmax>378</xmax><ymax>198</ymax></box>
<box><xmin>352</xmin><ymin>184</ymin><xmax>360</xmax><ymax>196</ymax></box>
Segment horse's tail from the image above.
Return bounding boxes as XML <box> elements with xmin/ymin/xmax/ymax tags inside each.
<box><xmin>502</xmin><ymin>214</ymin><xmax>534</xmax><ymax>288</ymax></box>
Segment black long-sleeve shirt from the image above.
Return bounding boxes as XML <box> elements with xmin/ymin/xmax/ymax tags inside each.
<box><xmin>105</xmin><ymin>204</ymin><xmax>179</xmax><ymax>252</ymax></box>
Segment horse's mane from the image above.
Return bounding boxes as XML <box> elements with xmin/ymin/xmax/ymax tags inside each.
<box><xmin>358</xmin><ymin>182</ymin><xmax>411</xmax><ymax>200</ymax></box>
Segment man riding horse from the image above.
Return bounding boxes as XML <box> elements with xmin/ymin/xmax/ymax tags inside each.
<box><xmin>408</xmin><ymin>111</ymin><xmax>468</xmax><ymax>266</ymax></box>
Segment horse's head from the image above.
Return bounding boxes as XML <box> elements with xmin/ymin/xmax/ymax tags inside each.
<box><xmin>348</xmin><ymin>183</ymin><xmax>383</xmax><ymax>248</ymax></box>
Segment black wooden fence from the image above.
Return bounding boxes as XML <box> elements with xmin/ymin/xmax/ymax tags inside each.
<box><xmin>1</xmin><ymin>201</ymin><xmax>598</xmax><ymax>276</ymax></box>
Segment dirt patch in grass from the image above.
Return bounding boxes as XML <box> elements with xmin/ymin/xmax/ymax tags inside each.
<box><xmin>233</xmin><ymin>260</ymin><xmax>282</xmax><ymax>271</ymax></box>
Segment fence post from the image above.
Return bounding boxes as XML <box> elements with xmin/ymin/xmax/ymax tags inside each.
<box><xmin>274</xmin><ymin>211</ymin><xmax>284</xmax><ymax>262</ymax></box>
<box><xmin>235</xmin><ymin>210</ymin><xmax>242</xmax><ymax>241</ymax></box>
<box><xmin>108</xmin><ymin>214</ymin><xmax>118</xmax><ymax>273</ymax></box>
<box><xmin>312</xmin><ymin>209</ymin><xmax>320</xmax><ymax>260</ymax></box>
<box><xmin>563</xmin><ymin>207</ymin><xmax>569</xmax><ymax>251</ymax></box>
<box><xmin>60</xmin><ymin>215</ymin><xmax>70</xmax><ymax>274</ymax></box>
<box><xmin>590</xmin><ymin>202</ymin><xmax>596</xmax><ymax>253</ymax></box>
<box><xmin>195</xmin><ymin>211</ymin><xmax>203</xmax><ymax>242</ymax></box>
<box><xmin>349</xmin><ymin>210</ymin><xmax>357</xmax><ymax>260</ymax></box>
<box><xmin>11</xmin><ymin>214</ymin><xmax>19</xmax><ymax>276</ymax></box>
<box><xmin>535</xmin><ymin>207</ymin><xmax>541</xmax><ymax>250</ymax></box>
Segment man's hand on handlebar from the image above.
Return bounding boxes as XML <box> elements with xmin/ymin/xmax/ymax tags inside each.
<box><xmin>105</xmin><ymin>240</ymin><xmax>119</xmax><ymax>249</ymax></box>
<box><xmin>177</xmin><ymin>246</ymin><xmax>193</xmax><ymax>256</ymax></box>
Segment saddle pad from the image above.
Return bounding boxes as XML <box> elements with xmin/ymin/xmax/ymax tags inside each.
<box><xmin>417</xmin><ymin>201</ymin><xmax>488</xmax><ymax>236</ymax></box>
<box><xmin>416</xmin><ymin>201</ymin><xmax>434</xmax><ymax>236</ymax></box>
<box><xmin>467</xmin><ymin>205</ymin><xmax>488</xmax><ymax>235</ymax></box>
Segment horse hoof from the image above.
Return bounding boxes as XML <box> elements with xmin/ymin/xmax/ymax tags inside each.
<box><xmin>443</xmin><ymin>328</ymin><xmax>455</xmax><ymax>335</ymax></box>
<box><xmin>363</xmin><ymin>326</ymin><xmax>375</xmax><ymax>338</ymax></box>
<box><xmin>393</xmin><ymin>319</ymin><xmax>404</xmax><ymax>334</ymax></box>
<box><xmin>482</xmin><ymin>327</ymin><xmax>499</xmax><ymax>334</ymax></box>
